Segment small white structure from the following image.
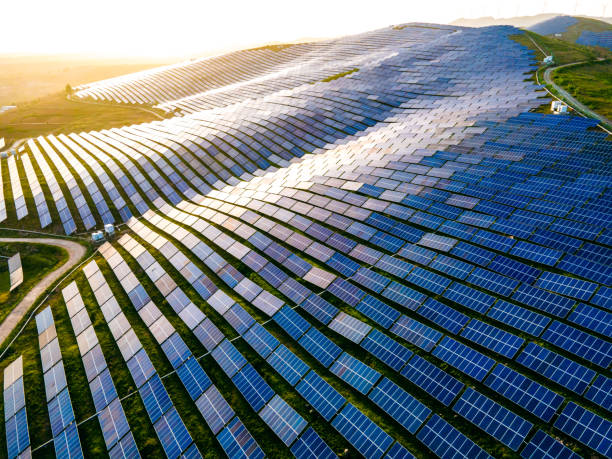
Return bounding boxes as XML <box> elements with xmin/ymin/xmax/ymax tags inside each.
<box><xmin>0</xmin><ymin>138</ymin><xmax>4</xmax><ymax>150</ymax></box>
<box><xmin>551</xmin><ymin>100</ymin><xmax>568</xmax><ymax>114</ymax></box>
<box><xmin>543</xmin><ymin>55</ymin><xmax>554</xmax><ymax>65</ymax></box>
<box><xmin>104</xmin><ymin>223</ymin><xmax>115</xmax><ymax>236</ymax></box>
<box><xmin>7</xmin><ymin>253</ymin><xmax>23</xmax><ymax>291</ymax></box>
<box><xmin>91</xmin><ymin>231</ymin><xmax>105</xmax><ymax>242</ymax></box>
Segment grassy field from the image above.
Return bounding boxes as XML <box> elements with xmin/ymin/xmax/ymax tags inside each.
<box><xmin>511</xmin><ymin>30</ymin><xmax>612</xmax><ymax>121</ymax></box>
<box><xmin>552</xmin><ymin>60</ymin><xmax>612</xmax><ymax>121</ymax></box>
<box><xmin>0</xmin><ymin>242</ymin><xmax>68</xmax><ymax>323</ymax></box>
<box><xmin>0</xmin><ymin>93</ymin><xmax>165</xmax><ymax>147</ymax></box>
<box><xmin>512</xmin><ymin>30</ymin><xmax>612</xmax><ymax>66</ymax></box>
<box><xmin>0</xmin><ymin>54</ymin><xmax>169</xmax><ymax>106</ymax></box>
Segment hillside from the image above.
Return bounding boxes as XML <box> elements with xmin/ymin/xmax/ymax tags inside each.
<box><xmin>0</xmin><ymin>23</ymin><xmax>610</xmax><ymax>459</ymax></box>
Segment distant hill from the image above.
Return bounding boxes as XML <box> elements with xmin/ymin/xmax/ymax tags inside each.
<box><xmin>451</xmin><ymin>14</ymin><xmax>612</xmax><ymax>29</ymax></box>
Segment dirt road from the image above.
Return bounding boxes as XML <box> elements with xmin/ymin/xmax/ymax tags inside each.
<box><xmin>0</xmin><ymin>238</ymin><xmax>86</xmax><ymax>345</ymax></box>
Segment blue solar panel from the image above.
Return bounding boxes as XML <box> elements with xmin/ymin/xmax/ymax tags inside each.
<box><xmin>260</xmin><ymin>395</ymin><xmax>307</xmax><ymax>446</ymax></box>
<box><xmin>417</xmin><ymin>415</ymin><xmax>492</xmax><ymax>459</ymax></box>
<box><xmin>368</xmin><ymin>377</ymin><xmax>430</xmax><ymax>434</ymax></box>
<box><xmin>360</xmin><ymin>329</ymin><xmax>412</xmax><ymax>371</ymax></box>
<box><xmin>417</xmin><ymin>299</ymin><xmax>469</xmax><ymax>335</ymax></box>
<box><xmin>139</xmin><ymin>374</ymin><xmax>172</xmax><ymax>424</ymax></box>
<box><xmin>160</xmin><ymin>333</ymin><xmax>191</xmax><ymax>369</ymax></box>
<box><xmin>486</xmin><ymin>300</ymin><xmax>550</xmax><ymax>337</ymax></box>
<box><xmin>520</xmin><ymin>430</ymin><xmax>580</xmax><ymax>459</ymax></box>
<box><xmin>154</xmin><ymin>407</ymin><xmax>196</xmax><ymax>458</ymax></box>
<box><xmin>443</xmin><ymin>282</ymin><xmax>495</xmax><ymax>314</ymax></box>
<box><xmin>300</xmin><ymin>294</ymin><xmax>338</xmax><ymax>325</ymax></box>
<box><xmin>384</xmin><ymin>442</ymin><xmax>415</xmax><ymax>459</ymax></box>
<box><xmin>433</xmin><ymin>337</ymin><xmax>495</xmax><ymax>381</ymax></box>
<box><xmin>400</xmin><ymin>355</ymin><xmax>463</xmax><ymax>406</ymax></box>
<box><xmin>330</xmin><ymin>352</ymin><xmax>380</xmax><ymax>395</ymax></box>
<box><xmin>535</xmin><ymin>272</ymin><xmax>597</xmax><ymax>301</ymax></box>
<box><xmin>6</xmin><ymin>408</ymin><xmax>29</xmax><ymax>459</ymax></box>
<box><xmin>512</xmin><ymin>284</ymin><xmax>574</xmax><ymax>318</ymax></box>
<box><xmin>554</xmin><ymin>402</ymin><xmax>612</xmax><ymax>457</ymax></box>
<box><xmin>290</xmin><ymin>427</ymin><xmax>336</xmax><ymax>459</ymax></box>
<box><xmin>453</xmin><ymin>388</ymin><xmax>532</xmax><ymax>451</ymax></box>
<box><xmin>298</xmin><ymin>327</ymin><xmax>341</xmax><ymax>368</ymax></box>
<box><xmin>516</xmin><ymin>343</ymin><xmax>596</xmax><ymax>395</ymax></box>
<box><xmin>541</xmin><ymin>321</ymin><xmax>612</xmax><ymax>368</ymax></box>
<box><xmin>273</xmin><ymin>305</ymin><xmax>311</xmax><ymax>340</ymax></box>
<box><xmin>484</xmin><ymin>364</ymin><xmax>563</xmax><ymax>422</ymax></box>
<box><xmin>460</xmin><ymin>319</ymin><xmax>524</xmax><ymax>358</ymax></box>
<box><xmin>355</xmin><ymin>295</ymin><xmax>401</xmax><ymax>329</ymax></box>
<box><xmin>196</xmin><ymin>386</ymin><xmax>234</xmax><ymax>435</ymax></box>
<box><xmin>243</xmin><ymin>322</ymin><xmax>280</xmax><ymax>358</ymax></box>
<box><xmin>584</xmin><ymin>375</ymin><xmax>611</xmax><ymax>410</ymax></box>
<box><xmin>390</xmin><ymin>315</ymin><xmax>441</xmax><ymax>352</ymax></box>
<box><xmin>332</xmin><ymin>403</ymin><xmax>393</xmax><ymax>459</ymax></box>
<box><xmin>382</xmin><ymin>281</ymin><xmax>426</xmax><ymax>310</ymax></box>
<box><xmin>568</xmin><ymin>303</ymin><xmax>611</xmax><ymax>338</ymax></box>
<box><xmin>407</xmin><ymin>267</ymin><xmax>451</xmax><ymax>294</ymax></box>
<box><xmin>217</xmin><ymin>417</ymin><xmax>264</xmax><ymax>459</ymax></box>
<box><xmin>510</xmin><ymin>241</ymin><xmax>561</xmax><ymax>266</ymax></box>
<box><xmin>232</xmin><ymin>363</ymin><xmax>275</xmax><ymax>412</ymax></box>
<box><xmin>54</xmin><ymin>422</ymin><xmax>83</xmax><ymax>459</ymax></box>
<box><xmin>467</xmin><ymin>267</ymin><xmax>518</xmax><ymax>296</ymax></box>
<box><xmin>266</xmin><ymin>345</ymin><xmax>309</xmax><ymax>386</ymax></box>
<box><xmin>211</xmin><ymin>339</ymin><xmax>247</xmax><ymax>378</ymax></box>
<box><xmin>295</xmin><ymin>370</ymin><xmax>345</xmax><ymax>421</ymax></box>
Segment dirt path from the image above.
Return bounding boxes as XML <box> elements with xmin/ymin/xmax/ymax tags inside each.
<box><xmin>0</xmin><ymin>238</ymin><xmax>86</xmax><ymax>345</ymax></box>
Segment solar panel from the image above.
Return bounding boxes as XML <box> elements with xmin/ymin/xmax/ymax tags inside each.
<box><xmin>232</xmin><ymin>363</ymin><xmax>274</xmax><ymax>412</ymax></box>
<box><xmin>217</xmin><ymin>417</ymin><xmax>264</xmax><ymax>459</ymax></box>
<box><xmin>417</xmin><ymin>415</ymin><xmax>492</xmax><ymax>459</ymax></box>
<box><xmin>584</xmin><ymin>375</ymin><xmax>612</xmax><ymax>411</ymax></box>
<box><xmin>330</xmin><ymin>352</ymin><xmax>381</xmax><ymax>395</ymax></box>
<box><xmin>486</xmin><ymin>300</ymin><xmax>550</xmax><ymax>337</ymax></box>
<box><xmin>360</xmin><ymin>329</ymin><xmax>412</xmax><ymax>371</ymax></box>
<box><xmin>453</xmin><ymin>388</ymin><xmax>532</xmax><ymax>451</ymax></box>
<box><xmin>484</xmin><ymin>364</ymin><xmax>563</xmax><ymax>422</ymax></box>
<box><xmin>260</xmin><ymin>395</ymin><xmax>307</xmax><ymax>446</ymax></box>
<box><xmin>266</xmin><ymin>345</ymin><xmax>309</xmax><ymax>386</ymax></box>
<box><xmin>290</xmin><ymin>427</ymin><xmax>336</xmax><ymax>459</ymax></box>
<box><xmin>520</xmin><ymin>430</ymin><xmax>580</xmax><ymax>459</ymax></box>
<box><xmin>332</xmin><ymin>403</ymin><xmax>393</xmax><ymax>459</ymax></box>
<box><xmin>400</xmin><ymin>355</ymin><xmax>463</xmax><ymax>406</ymax></box>
<box><xmin>368</xmin><ymin>377</ymin><xmax>430</xmax><ymax>434</ymax></box>
<box><xmin>298</xmin><ymin>327</ymin><xmax>342</xmax><ymax>368</ymax></box>
<box><xmin>432</xmin><ymin>337</ymin><xmax>495</xmax><ymax>382</ymax></box>
<box><xmin>295</xmin><ymin>370</ymin><xmax>345</xmax><ymax>421</ymax></box>
<box><xmin>541</xmin><ymin>321</ymin><xmax>612</xmax><ymax>368</ymax></box>
<box><xmin>460</xmin><ymin>319</ymin><xmax>524</xmax><ymax>358</ymax></box>
<box><xmin>417</xmin><ymin>299</ymin><xmax>469</xmax><ymax>334</ymax></box>
<box><xmin>196</xmin><ymin>385</ymin><xmax>234</xmax><ymax>435</ymax></box>
<box><xmin>554</xmin><ymin>402</ymin><xmax>612</xmax><ymax>457</ymax></box>
<box><xmin>516</xmin><ymin>343</ymin><xmax>596</xmax><ymax>395</ymax></box>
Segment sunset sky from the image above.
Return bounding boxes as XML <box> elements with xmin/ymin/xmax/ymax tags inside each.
<box><xmin>3</xmin><ymin>0</ymin><xmax>610</xmax><ymax>58</ymax></box>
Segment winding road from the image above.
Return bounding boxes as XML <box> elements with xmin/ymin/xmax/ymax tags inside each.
<box><xmin>0</xmin><ymin>238</ymin><xmax>86</xmax><ymax>345</ymax></box>
<box><xmin>542</xmin><ymin>60</ymin><xmax>612</xmax><ymax>129</ymax></box>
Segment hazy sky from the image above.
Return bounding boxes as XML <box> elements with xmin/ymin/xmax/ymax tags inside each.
<box><xmin>3</xmin><ymin>0</ymin><xmax>610</xmax><ymax>58</ymax></box>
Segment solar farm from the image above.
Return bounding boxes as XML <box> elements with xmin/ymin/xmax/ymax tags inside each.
<box><xmin>0</xmin><ymin>22</ymin><xmax>611</xmax><ymax>459</ymax></box>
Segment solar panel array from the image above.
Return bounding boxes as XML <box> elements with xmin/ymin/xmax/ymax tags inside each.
<box><xmin>3</xmin><ymin>356</ymin><xmax>30</xmax><ymax>459</ymax></box>
<box><xmin>35</xmin><ymin>306</ymin><xmax>84</xmax><ymax>458</ymax></box>
<box><xmin>2</xmin><ymin>22</ymin><xmax>611</xmax><ymax>459</ymax></box>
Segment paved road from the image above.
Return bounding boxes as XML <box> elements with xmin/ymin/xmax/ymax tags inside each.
<box><xmin>543</xmin><ymin>60</ymin><xmax>612</xmax><ymax>129</ymax></box>
<box><xmin>0</xmin><ymin>238</ymin><xmax>86</xmax><ymax>345</ymax></box>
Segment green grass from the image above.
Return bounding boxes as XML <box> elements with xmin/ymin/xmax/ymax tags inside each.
<box><xmin>0</xmin><ymin>92</ymin><xmax>165</xmax><ymax>147</ymax></box>
<box><xmin>511</xmin><ymin>30</ymin><xmax>611</xmax><ymax>66</ymax></box>
<box><xmin>0</xmin><ymin>242</ymin><xmax>68</xmax><ymax>323</ymax></box>
<box><xmin>552</xmin><ymin>60</ymin><xmax>612</xmax><ymax>120</ymax></box>
<box><xmin>321</xmin><ymin>69</ymin><xmax>359</xmax><ymax>83</ymax></box>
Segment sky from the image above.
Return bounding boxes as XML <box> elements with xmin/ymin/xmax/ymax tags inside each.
<box><xmin>3</xmin><ymin>0</ymin><xmax>610</xmax><ymax>58</ymax></box>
